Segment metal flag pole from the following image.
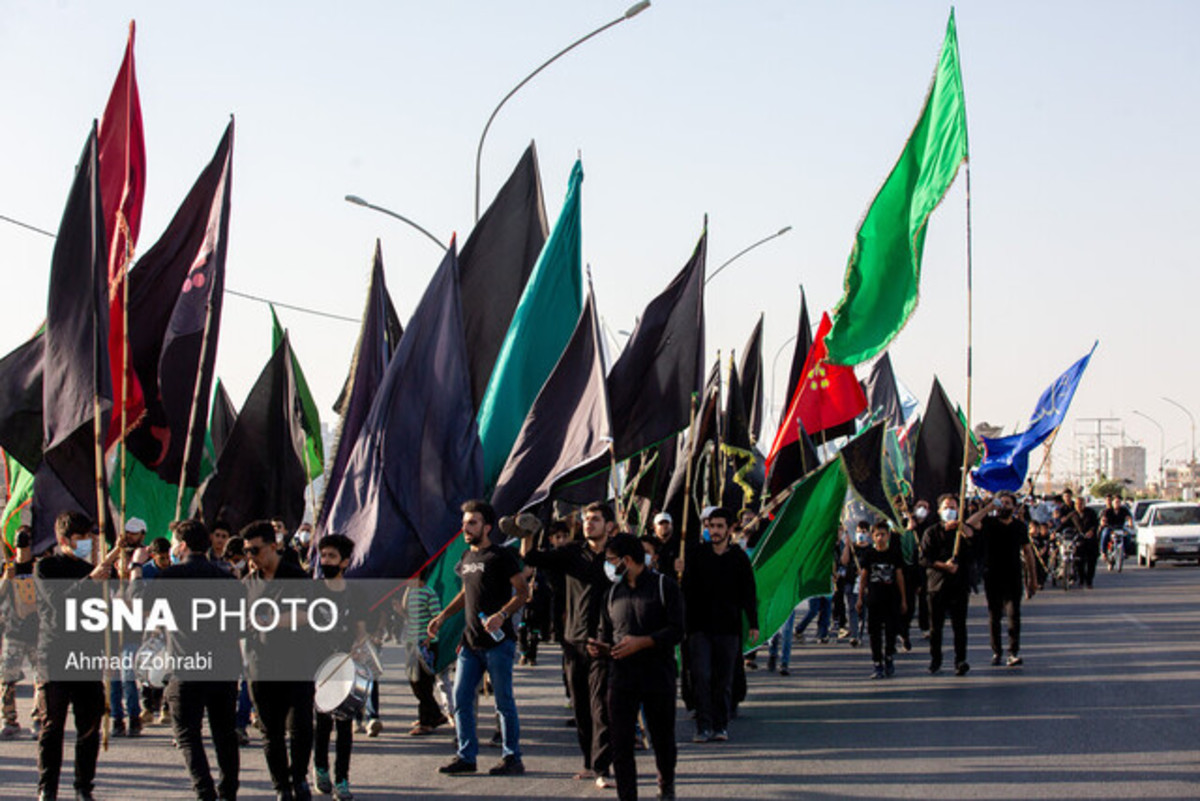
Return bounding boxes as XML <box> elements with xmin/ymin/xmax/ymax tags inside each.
<box><xmin>953</xmin><ymin>159</ymin><xmax>974</xmax><ymax>558</ymax></box>
<box><xmin>678</xmin><ymin>393</ymin><xmax>698</xmax><ymax>580</ymax></box>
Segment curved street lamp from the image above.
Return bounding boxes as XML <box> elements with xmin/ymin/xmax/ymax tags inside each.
<box><xmin>705</xmin><ymin>226</ymin><xmax>793</xmax><ymax>286</ymax></box>
<box><xmin>1132</xmin><ymin>410</ymin><xmax>1165</xmax><ymax>490</ymax></box>
<box><xmin>473</xmin><ymin>1</ymin><xmax>652</xmax><ymax>222</ymax></box>
<box><xmin>344</xmin><ymin>195</ymin><xmax>447</xmax><ymax>251</ymax></box>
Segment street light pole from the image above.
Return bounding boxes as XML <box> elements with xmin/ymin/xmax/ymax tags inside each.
<box><xmin>1161</xmin><ymin>396</ymin><xmax>1196</xmax><ymax>495</ymax></box>
<box><xmin>344</xmin><ymin>195</ymin><xmax>448</xmax><ymax>251</ymax></box>
<box><xmin>1132</xmin><ymin>410</ymin><xmax>1165</xmax><ymax>490</ymax></box>
<box><xmin>473</xmin><ymin>1</ymin><xmax>652</xmax><ymax>223</ymax></box>
<box><xmin>705</xmin><ymin>226</ymin><xmax>793</xmax><ymax>286</ymax></box>
<box><xmin>768</xmin><ymin>333</ymin><xmax>797</xmax><ymax>434</ymax></box>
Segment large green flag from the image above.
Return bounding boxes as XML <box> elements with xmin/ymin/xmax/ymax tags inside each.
<box><xmin>110</xmin><ymin>451</ymin><xmax>197</xmax><ymax>542</ymax></box>
<box><xmin>747</xmin><ymin>458</ymin><xmax>848</xmax><ymax>648</ymax></box>
<box><xmin>1</xmin><ymin>450</ymin><xmax>35</xmax><ymax>555</ymax></box>
<box><xmin>429</xmin><ymin>160</ymin><xmax>584</xmax><ymax>671</ymax></box>
<box><xmin>271</xmin><ymin>306</ymin><xmax>324</xmax><ymax>480</ymax></box>
<box><xmin>824</xmin><ymin>11</ymin><xmax>969</xmax><ymax>366</ymax></box>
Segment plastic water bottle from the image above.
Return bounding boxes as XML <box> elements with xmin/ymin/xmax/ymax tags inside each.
<box><xmin>479</xmin><ymin>612</ymin><xmax>505</xmax><ymax>642</ymax></box>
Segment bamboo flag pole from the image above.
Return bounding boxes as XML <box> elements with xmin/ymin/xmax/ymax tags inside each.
<box><xmin>117</xmin><ymin>213</ymin><xmax>132</xmax><ymax>537</ymax></box>
<box><xmin>953</xmin><ymin>160</ymin><xmax>974</xmax><ymax>559</ymax></box>
<box><xmin>1025</xmin><ymin>426</ymin><xmax>1062</xmax><ymax>495</ymax></box>
<box><xmin>175</xmin><ymin>302</ymin><xmax>216</xmax><ymax>520</ymax></box>
<box><xmin>678</xmin><ymin>393</ymin><xmax>698</xmax><ymax>579</ymax></box>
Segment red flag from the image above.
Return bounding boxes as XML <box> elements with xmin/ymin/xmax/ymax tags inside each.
<box><xmin>765</xmin><ymin>312</ymin><xmax>866</xmax><ymax>477</ymax></box>
<box><xmin>98</xmin><ymin>21</ymin><xmax>147</xmax><ymax>448</ymax></box>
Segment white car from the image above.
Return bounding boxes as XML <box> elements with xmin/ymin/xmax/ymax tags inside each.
<box><xmin>1136</xmin><ymin>502</ymin><xmax>1200</xmax><ymax>567</ymax></box>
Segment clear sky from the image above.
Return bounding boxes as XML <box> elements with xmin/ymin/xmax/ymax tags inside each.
<box><xmin>0</xmin><ymin>1</ymin><xmax>1196</xmax><ymax>488</ymax></box>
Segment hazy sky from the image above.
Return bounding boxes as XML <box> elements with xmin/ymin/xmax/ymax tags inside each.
<box><xmin>0</xmin><ymin>1</ymin><xmax>1196</xmax><ymax>486</ymax></box>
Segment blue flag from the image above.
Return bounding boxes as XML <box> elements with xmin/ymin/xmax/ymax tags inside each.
<box><xmin>972</xmin><ymin>342</ymin><xmax>1098</xmax><ymax>492</ymax></box>
<box><xmin>325</xmin><ymin>240</ymin><xmax>483</xmax><ymax>578</ymax></box>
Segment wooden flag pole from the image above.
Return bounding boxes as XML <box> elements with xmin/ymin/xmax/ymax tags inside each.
<box><xmin>1025</xmin><ymin>426</ymin><xmax>1062</xmax><ymax>496</ymax></box>
<box><xmin>175</xmin><ymin>302</ymin><xmax>216</xmax><ymax>520</ymax></box>
<box><xmin>678</xmin><ymin>393</ymin><xmax>698</xmax><ymax>579</ymax></box>
<box><xmin>953</xmin><ymin>160</ymin><xmax>974</xmax><ymax>559</ymax></box>
<box><xmin>117</xmin><ymin>214</ymin><xmax>133</xmax><ymax>538</ymax></box>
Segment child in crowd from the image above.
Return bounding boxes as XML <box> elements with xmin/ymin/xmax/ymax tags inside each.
<box><xmin>857</xmin><ymin>522</ymin><xmax>907</xmax><ymax>679</ymax></box>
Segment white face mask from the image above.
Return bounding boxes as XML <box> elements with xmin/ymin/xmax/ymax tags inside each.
<box><xmin>644</xmin><ymin>553</ymin><xmax>653</xmax><ymax>567</ymax></box>
<box><xmin>940</xmin><ymin>508</ymin><xmax>958</xmax><ymax>523</ymax></box>
<box><xmin>604</xmin><ymin>561</ymin><xmax>624</xmax><ymax>583</ymax></box>
<box><xmin>72</xmin><ymin>538</ymin><xmax>93</xmax><ymax>562</ymax></box>
<box><xmin>854</xmin><ymin>532</ymin><xmax>870</xmax><ymax>546</ymax></box>
<box><xmin>914</xmin><ymin>507</ymin><xmax>929</xmax><ymax>521</ymax></box>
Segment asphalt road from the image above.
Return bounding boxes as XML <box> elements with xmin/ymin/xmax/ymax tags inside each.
<box><xmin>2</xmin><ymin>561</ymin><xmax>1198</xmax><ymax>800</ymax></box>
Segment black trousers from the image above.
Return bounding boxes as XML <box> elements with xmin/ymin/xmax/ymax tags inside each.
<box><xmin>900</xmin><ymin>565</ymin><xmax>925</xmax><ymax>637</ymax></box>
<box><xmin>866</xmin><ymin>600</ymin><xmax>899</xmax><ymax>663</ymax></box>
<box><xmin>38</xmin><ymin>680</ymin><xmax>104</xmax><ymax>797</ymax></box>
<box><xmin>314</xmin><ymin>711</ymin><xmax>353</xmax><ymax>783</ymax></box>
<box><xmin>928</xmin><ymin>590</ymin><xmax>969</xmax><ymax>667</ymax></box>
<box><xmin>249</xmin><ymin>680</ymin><xmax>315</xmax><ymax>793</ymax></box>
<box><xmin>1078</xmin><ymin>537</ymin><xmax>1099</xmax><ymax>587</ymax></box>
<box><xmin>687</xmin><ymin>632</ymin><xmax>739</xmax><ymax>733</ymax></box>
<box><xmin>985</xmin><ymin>579</ymin><xmax>1022</xmax><ymax>657</ymax></box>
<box><xmin>609</xmin><ymin>685</ymin><xmax>676</xmax><ymax>801</ymax></box>
<box><xmin>563</xmin><ymin>640</ymin><xmax>611</xmax><ymax>774</ymax></box>
<box><xmin>165</xmin><ymin>680</ymin><xmax>240</xmax><ymax>801</ymax></box>
<box><xmin>410</xmin><ymin>667</ymin><xmax>443</xmax><ymax>727</ymax></box>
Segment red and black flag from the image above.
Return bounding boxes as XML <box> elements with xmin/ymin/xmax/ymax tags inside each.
<box><xmin>98</xmin><ymin>21</ymin><xmax>147</xmax><ymax>448</ymax></box>
<box><xmin>459</xmin><ymin>143</ymin><xmax>548</xmax><ymax>411</ymax></box>
<box><xmin>607</xmin><ymin>228</ymin><xmax>706</xmax><ymax>462</ymax></box>
<box><xmin>492</xmin><ymin>285</ymin><xmax>611</xmax><ymax>516</ymax></box>
<box><xmin>125</xmin><ymin>121</ymin><xmax>233</xmax><ymax>487</ymax></box>
<box><xmin>33</xmin><ymin>126</ymin><xmax>111</xmax><ymax>548</ymax></box>
<box><xmin>317</xmin><ymin>241</ymin><xmax>403</xmax><ymax>533</ymax></box>
<box><xmin>197</xmin><ymin>334</ymin><xmax>307</xmax><ymax>533</ymax></box>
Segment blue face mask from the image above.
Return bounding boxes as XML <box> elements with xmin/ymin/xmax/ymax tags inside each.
<box><xmin>701</xmin><ymin>527</ymin><xmax>712</xmax><ymax>543</ymax></box>
<box><xmin>72</xmin><ymin>538</ymin><xmax>93</xmax><ymax>562</ymax></box>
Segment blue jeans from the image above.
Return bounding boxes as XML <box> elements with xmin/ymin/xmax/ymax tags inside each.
<box><xmin>236</xmin><ymin>678</ymin><xmax>252</xmax><ymax>728</ymax></box>
<box><xmin>109</xmin><ymin>642</ymin><xmax>139</xmax><ymax>723</ymax></box>
<box><xmin>797</xmin><ymin>596</ymin><xmax>832</xmax><ymax>640</ymax></box>
<box><xmin>767</xmin><ymin>610</ymin><xmax>797</xmax><ymax>667</ymax></box>
<box><xmin>453</xmin><ymin>639</ymin><xmax>520</xmax><ymax>762</ymax></box>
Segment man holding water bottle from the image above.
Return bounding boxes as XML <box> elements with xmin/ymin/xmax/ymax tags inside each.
<box><xmin>428</xmin><ymin>500</ymin><xmax>529</xmax><ymax>777</ymax></box>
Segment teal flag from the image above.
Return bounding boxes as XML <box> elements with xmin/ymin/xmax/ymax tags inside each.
<box><xmin>824</xmin><ymin>10</ymin><xmax>969</xmax><ymax>366</ymax></box>
<box><xmin>476</xmin><ymin>160</ymin><xmax>584</xmax><ymax>489</ymax></box>
<box><xmin>747</xmin><ymin>459</ymin><xmax>847</xmax><ymax>648</ymax></box>
<box><xmin>430</xmin><ymin>160</ymin><xmax>584</xmax><ymax>671</ymax></box>
<box><xmin>271</xmin><ymin>306</ymin><xmax>324</xmax><ymax>480</ymax></box>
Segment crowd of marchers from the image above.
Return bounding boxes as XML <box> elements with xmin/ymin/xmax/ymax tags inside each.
<box><xmin>0</xmin><ymin>488</ymin><xmax>1137</xmax><ymax>801</ymax></box>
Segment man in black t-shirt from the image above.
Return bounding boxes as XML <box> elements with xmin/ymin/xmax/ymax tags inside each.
<box><xmin>919</xmin><ymin>494</ymin><xmax>975</xmax><ymax>676</ymax></box>
<box><xmin>428</xmin><ymin>500</ymin><xmax>529</xmax><ymax>777</ymax></box>
<box><xmin>856</xmin><ymin>522</ymin><xmax>907</xmax><ymax>679</ymax></box>
<box><xmin>967</xmin><ymin>492</ymin><xmax>1035</xmax><ymax>667</ymax></box>
<box><xmin>1099</xmin><ymin>495</ymin><xmax>1132</xmax><ymax>565</ymax></box>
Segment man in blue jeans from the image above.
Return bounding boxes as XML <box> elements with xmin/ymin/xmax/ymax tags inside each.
<box><xmin>428</xmin><ymin>500</ymin><xmax>529</xmax><ymax>776</ymax></box>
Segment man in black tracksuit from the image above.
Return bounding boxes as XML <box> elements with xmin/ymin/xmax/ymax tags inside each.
<box><xmin>920</xmin><ymin>494</ymin><xmax>975</xmax><ymax>676</ymax></box>
<box><xmin>521</xmin><ymin>502</ymin><xmax>616</xmax><ymax>785</ymax></box>
<box><xmin>590</xmin><ymin>533</ymin><xmax>684</xmax><ymax>801</ymax></box>
<box><xmin>681</xmin><ymin>507</ymin><xmax>758</xmax><ymax>743</ymax></box>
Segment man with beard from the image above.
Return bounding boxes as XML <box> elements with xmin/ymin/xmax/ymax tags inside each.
<box><xmin>966</xmin><ymin>492</ymin><xmax>1036</xmax><ymax>667</ymax></box>
<box><xmin>920</xmin><ymin>494</ymin><xmax>975</xmax><ymax>676</ymax></box>
<box><xmin>681</xmin><ymin>507</ymin><xmax>758</xmax><ymax>743</ymax></box>
<box><xmin>429</xmin><ymin>500</ymin><xmax>529</xmax><ymax>777</ymax></box>
<box><xmin>520</xmin><ymin>502</ymin><xmax>617</xmax><ymax>788</ymax></box>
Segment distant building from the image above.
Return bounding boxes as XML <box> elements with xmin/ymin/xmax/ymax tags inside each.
<box><xmin>1110</xmin><ymin>445</ymin><xmax>1146</xmax><ymax>491</ymax></box>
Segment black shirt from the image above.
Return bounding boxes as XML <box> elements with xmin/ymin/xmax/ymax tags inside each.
<box><xmin>681</xmin><ymin>542</ymin><xmax>758</xmax><ymax>635</ymax></box>
<box><xmin>920</xmin><ymin>523</ymin><xmax>973</xmax><ymax>596</ymax></box>
<box><xmin>859</xmin><ymin>547</ymin><xmax>903</xmax><ymax>605</ymax></box>
<box><xmin>599</xmin><ymin>569</ymin><xmax>684</xmax><ymax>694</ymax></box>
<box><xmin>243</xmin><ymin>559</ymin><xmax>315</xmax><ymax>682</ymax></box>
<box><xmin>1100</xmin><ymin>506</ymin><xmax>1132</xmax><ymax>530</ymax></box>
<box><xmin>35</xmin><ymin>552</ymin><xmax>102</xmax><ymax>681</ymax></box>
<box><xmin>978</xmin><ymin>517</ymin><xmax>1029</xmax><ymax>586</ymax></box>
<box><xmin>523</xmin><ymin>540</ymin><xmax>609</xmax><ymax>646</ymax></box>
<box><xmin>150</xmin><ymin>553</ymin><xmax>243</xmax><ymax>682</ymax></box>
<box><xmin>457</xmin><ymin>543</ymin><xmax>522</xmax><ymax>650</ymax></box>
<box><xmin>312</xmin><ymin>580</ymin><xmax>369</xmax><ymax>654</ymax></box>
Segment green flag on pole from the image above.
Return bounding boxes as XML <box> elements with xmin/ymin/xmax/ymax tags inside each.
<box><xmin>1</xmin><ymin>450</ymin><xmax>35</xmax><ymax>555</ymax></box>
<box><xmin>271</xmin><ymin>306</ymin><xmax>324</xmax><ymax>480</ymax></box>
<box><xmin>747</xmin><ymin>458</ymin><xmax>848</xmax><ymax>648</ymax></box>
<box><xmin>429</xmin><ymin>160</ymin><xmax>584</xmax><ymax>671</ymax></box>
<box><xmin>824</xmin><ymin>10</ymin><xmax>969</xmax><ymax>367</ymax></box>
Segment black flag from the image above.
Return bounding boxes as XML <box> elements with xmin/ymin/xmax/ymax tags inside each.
<box><xmin>318</xmin><ymin>242</ymin><xmax>403</xmax><ymax>532</ymax></box>
<box><xmin>839</xmin><ymin>421</ymin><xmax>898</xmax><ymax>523</ymax></box>
<box><xmin>125</xmin><ymin>121</ymin><xmax>233</xmax><ymax>487</ymax></box>
<box><xmin>862</xmin><ymin>352</ymin><xmax>905</xmax><ymax>429</ymax></box>
<box><xmin>764</xmin><ymin>418</ymin><xmax>820</xmax><ymax>499</ymax></box>
<box><xmin>607</xmin><ymin>228</ymin><xmax>706</xmax><ymax>462</ymax></box>
<box><xmin>197</xmin><ymin>334</ymin><xmax>307</xmax><ymax>533</ymax></box>
<box><xmin>738</xmin><ymin>315</ymin><xmax>764</xmax><ymax>445</ymax></box>
<box><xmin>912</xmin><ymin>378</ymin><xmax>977</xmax><ymax>507</ymax></box>
<box><xmin>492</xmin><ymin>287</ymin><xmax>611</xmax><ymax>516</ymax></box>
<box><xmin>784</xmin><ymin>287</ymin><xmax>813</xmax><ymax>408</ymax></box>
<box><xmin>663</xmin><ymin>359</ymin><xmax>720</xmax><ymax>541</ymax></box>
<box><xmin>323</xmin><ymin>242</ymin><xmax>483</xmax><ymax>578</ymax></box>
<box><xmin>208</xmin><ymin>379</ymin><xmax>237</xmax><ymax>465</ymax></box>
<box><xmin>0</xmin><ymin>332</ymin><xmax>45</xmax><ymax>472</ymax></box>
<box><xmin>459</xmin><ymin>143</ymin><xmax>548</xmax><ymax>411</ymax></box>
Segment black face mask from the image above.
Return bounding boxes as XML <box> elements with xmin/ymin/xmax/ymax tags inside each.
<box><xmin>999</xmin><ymin>507</ymin><xmax>1014</xmax><ymax>519</ymax></box>
<box><xmin>320</xmin><ymin>563</ymin><xmax>344</xmax><ymax>580</ymax></box>
<box><xmin>15</xmin><ymin>561</ymin><xmax>34</xmax><ymax>576</ymax></box>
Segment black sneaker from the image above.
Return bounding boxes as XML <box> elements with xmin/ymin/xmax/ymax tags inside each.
<box><xmin>779</xmin><ymin>666</ymin><xmax>790</xmax><ymax>676</ymax></box>
<box><xmin>955</xmin><ymin>661</ymin><xmax>971</xmax><ymax>676</ymax></box>
<box><xmin>488</xmin><ymin>755</ymin><xmax>525</xmax><ymax>776</ymax></box>
<box><xmin>870</xmin><ymin>663</ymin><xmax>884</xmax><ymax>680</ymax></box>
<box><xmin>928</xmin><ymin>657</ymin><xmax>943</xmax><ymax>674</ymax></box>
<box><xmin>901</xmin><ymin>636</ymin><xmax>912</xmax><ymax>653</ymax></box>
<box><xmin>991</xmin><ymin>653</ymin><xmax>1002</xmax><ymax>666</ymax></box>
<box><xmin>657</xmin><ymin>785</ymin><xmax>676</xmax><ymax>800</ymax></box>
<box><xmin>439</xmin><ymin>757</ymin><xmax>477</xmax><ymax>775</ymax></box>
<box><xmin>293</xmin><ymin>781</ymin><xmax>313</xmax><ymax>801</ymax></box>
<box><xmin>884</xmin><ymin>658</ymin><xmax>895</xmax><ymax>677</ymax></box>
<box><xmin>111</xmin><ymin>719</ymin><xmax>127</xmax><ymax>737</ymax></box>
<box><xmin>766</xmin><ymin>656</ymin><xmax>776</xmax><ymax>673</ymax></box>
<box><xmin>1007</xmin><ymin>654</ymin><xmax>1023</xmax><ymax>667</ymax></box>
